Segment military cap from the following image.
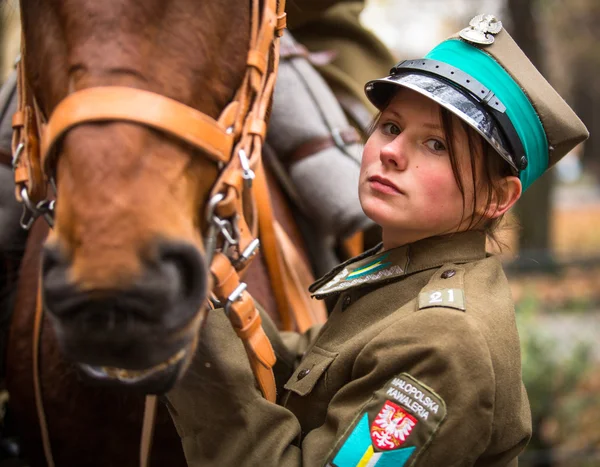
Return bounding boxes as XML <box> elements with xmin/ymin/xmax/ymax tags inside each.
<box><xmin>365</xmin><ymin>14</ymin><xmax>589</xmax><ymax>191</ymax></box>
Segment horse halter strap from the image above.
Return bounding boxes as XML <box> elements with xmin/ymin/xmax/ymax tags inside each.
<box><xmin>16</xmin><ymin>0</ymin><xmax>286</xmax><ymax>408</ymax></box>
<box><xmin>41</xmin><ymin>87</ymin><xmax>235</xmax><ymax>168</ymax></box>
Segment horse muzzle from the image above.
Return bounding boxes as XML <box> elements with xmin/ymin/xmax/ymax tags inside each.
<box><xmin>41</xmin><ymin>240</ymin><xmax>208</xmax><ymax>393</ymax></box>
<box><xmin>76</xmin><ymin>342</ymin><xmax>197</xmax><ymax>394</ymax></box>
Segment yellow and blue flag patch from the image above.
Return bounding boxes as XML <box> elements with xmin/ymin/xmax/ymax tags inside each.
<box><xmin>328</xmin><ymin>412</ymin><xmax>416</xmax><ymax>467</ymax></box>
<box><xmin>326</xmin><ymin>374</ymin><xmax>447</xmax><ymax>467</ymax></box>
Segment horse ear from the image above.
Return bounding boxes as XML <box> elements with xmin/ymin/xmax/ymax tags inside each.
<box><xmin>218</xmin><ymin>101</ymin><xmax>240</xmax><ymax>130</ymax></box>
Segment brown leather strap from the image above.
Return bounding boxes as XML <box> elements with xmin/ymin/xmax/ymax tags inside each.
<box><xmin>210</xmin><ymin>252</ymin><xmax>277</xmax><ymax>402</ymax></box>
<box><xmin>255</xmin><ymin>159</ymin><xmax>327</xmax><ymax>332</ymax></box>
<box><xmin>229</xmin><ymin>293</ymin><xmax>277</xmax><ymax>403</ymax></box>
<box><xmin>287</xmin><ymin>127</ymin><xmax>361</xmax><ymax>166</ymax></box>
<box><xmin>273</xmin><ymin>222</ymin><xmax>327</xmax><ymax>330</ymax></box>
<box><xmin>140</xmin><ymin>395</ymin><xmax>157</xmax><ymax>467</ymax></box>
<box><xmin>254</xmin><ymin>158</ymin><xmax>293</xmax><ymax>330</ymax></box>
<box><xmin>41</xmin><ymin>87</ymin><xmax>235</xmax><ymax>174</ymax></box>
<box><xmin>12</xmin><ymin>37</ymin><xmax>46</xmax><ymax>204</ymax></box>
<box><xmin>34</xmin><ymin>281</ymin><xmax>56</xmax><ymax>467</ymax></box>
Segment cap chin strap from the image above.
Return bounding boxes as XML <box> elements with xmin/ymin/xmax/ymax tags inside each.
<box><xmin>16</xmin><ymin>0</ymin><xmax>287</xmax><ymax>466</ymax></box>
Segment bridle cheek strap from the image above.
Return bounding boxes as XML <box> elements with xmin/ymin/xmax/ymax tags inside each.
<box><xmin>41</xmin><ymin>86</ymin><xmax>235</xmax><ymax>173</ymax></box>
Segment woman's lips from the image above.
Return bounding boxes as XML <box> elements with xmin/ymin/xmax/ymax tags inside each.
<box><xmin>368</xmin><ymin>175</ymin><xmax>403</xmax><ymax>195</ymax></box>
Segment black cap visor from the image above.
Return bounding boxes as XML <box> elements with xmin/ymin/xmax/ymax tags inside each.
<box><xmin>365</xmin><ymin>72</ymin><xmax>521</xmax><ymax>174</ymax></box>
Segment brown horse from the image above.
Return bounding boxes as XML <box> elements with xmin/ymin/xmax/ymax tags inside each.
<box><xmin>5</xmin><ymin>0</ymin><xmax>324</xmax><ymax>465</ymax></box>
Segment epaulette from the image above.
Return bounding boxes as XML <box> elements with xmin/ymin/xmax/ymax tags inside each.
<box><xmin>417</xmin><ymin>264</ymin><xmax>467</xmax><ymax>312</ymax></box>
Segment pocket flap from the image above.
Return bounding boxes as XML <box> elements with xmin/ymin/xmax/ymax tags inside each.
<box><xmin>284</xmin><ymin>346</ymin><xmax>338</xmax><ymax>396</ymax></box>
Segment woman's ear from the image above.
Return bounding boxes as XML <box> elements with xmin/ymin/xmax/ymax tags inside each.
<box><xmin>480</xmin><ymin>175</ymin><xmax>522</xmax><ymax>220</ymax></box>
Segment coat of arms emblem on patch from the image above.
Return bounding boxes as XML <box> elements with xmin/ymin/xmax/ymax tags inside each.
<box><xmin>370</xmin><ymin>401</ymin><xmax>417</xmax><ymax>450</ymax></box>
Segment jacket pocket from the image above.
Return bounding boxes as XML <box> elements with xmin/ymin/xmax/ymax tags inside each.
<box><xmin>284</xmin><ymin>346</ymin><xmax>338</xmax><ymax>396</ymax></box>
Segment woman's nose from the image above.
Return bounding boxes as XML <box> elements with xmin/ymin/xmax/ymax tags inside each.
<box><xmin>380</xmin><ymin>136</ymin><xmax>409</xmax><ymax>171</ymax></box>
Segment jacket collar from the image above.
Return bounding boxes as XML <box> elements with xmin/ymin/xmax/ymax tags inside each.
<box><xmin>310</xmin><ymin>230</ymin><xmax>487</xmax><ymax>298</ymax></box>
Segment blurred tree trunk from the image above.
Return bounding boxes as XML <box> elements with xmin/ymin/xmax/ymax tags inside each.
<box><xmin>570</xmin><ymin>1</ymin><xmax>600</xmax><ymax>180</ymax></box>
<box><xmin>574</xmin><ymin>72</ymin><xmax>599</xmax><ymax>178</ymax></box>
<box><xmin>506</xmin><ymin>0</ymin><xmax>555</xmax><ymax>272</ymax></box>
<box><xmin>0</xmin><ymin>12</ymin><xmax>5</xmax><ymax>81</ymax></box>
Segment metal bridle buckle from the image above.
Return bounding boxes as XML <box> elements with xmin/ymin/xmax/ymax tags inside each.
<box><xmin>12</xmin><ymin>142</ymin><xmax>24</xmax><ymax>171</ymax></box>
<box><xmin>204</xmin><ymin>192</ymin><xmax>242</xmax><ymax>264</ymax></box>
<box><xmin>238</xmin><ymin>149</ymin><xmax>255</xmax><ymax>188</ymax></box>
<box><xmin>236</xmin><ymin>238</ymin><xmax>260</xmax><ymax>268</ymax></box>
<box><xmin>19</xmin><ymin>187</ymin><xmax>55</xmax><ymax>230</ymax></box>
<box><xmin>224</xmin><ymin>282</ymin><xmax>248</xmax><ymax>316</ymax></box>
<box><xmin>204</xmin><ymin>193</ymin><xmax>225</xmax><ymax>264</ymax></box>
<box><xmin>211</xmin><ymin>216</ymin><xmax>238</xmax><ymax>251</ymax></box>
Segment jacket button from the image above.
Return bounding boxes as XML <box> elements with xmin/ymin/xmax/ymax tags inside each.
<box><xmin>341</xmin><ymin>294</ymin><xmax>352</xmax><ymax>311</ymax></box>
<box><xmin>297</xmin><ymin>368</ymin><xmax>311</xmax><ymax>380</ymax></box>
<box><xmin>441</xmin><ymin>269</ymin><xmax>456</xmax><ymax>279</ymax></box>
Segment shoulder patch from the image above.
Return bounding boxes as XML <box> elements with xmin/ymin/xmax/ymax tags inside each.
<box><xmin>325</xmin><ymin>373</ymin><xmax>447</xmax><ymax>467</ymax></box>
<box><xmin>418</xmin><ymin>288</ymin><xmax>465</xmax><ymax>311</ymax></box>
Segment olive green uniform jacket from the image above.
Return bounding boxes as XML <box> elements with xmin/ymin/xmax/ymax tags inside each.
<box><xmin>167</xmin><ymin>231</ymin><xmax>532</xmax><ymax>466</ymax></box>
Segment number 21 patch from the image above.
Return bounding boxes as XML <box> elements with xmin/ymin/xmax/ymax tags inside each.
<box><xmin>418</xmin><ymin>288</ymin><xmax>465</xmax><ymax>311</ymax></box>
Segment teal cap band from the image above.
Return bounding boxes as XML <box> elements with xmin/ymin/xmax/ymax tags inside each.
<box><xmin>426</xmin><ymin>39</ymin><xmax>548</xmax><ymax>191</ymax></box>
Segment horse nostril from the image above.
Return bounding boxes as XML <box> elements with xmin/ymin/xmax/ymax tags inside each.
<box><xmin>157</xmin><ymin>242</ymin><xmax>207</xmax><ymax>304</ymax></box>
<box><xmin>42</xmin><ymin>245</ymin><xmax>72</xmax><ymax>310</ymax></box>
<box><xmin>42</xmin><ymin>244</ymin><xmax>66</xmax><ymax>276</ymax></box>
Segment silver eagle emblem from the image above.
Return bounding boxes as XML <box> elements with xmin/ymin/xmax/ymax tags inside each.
<box><xmin>459</xmin><ymin>14</ymin><xmax>503</xmax><ymax>45</ymax></box>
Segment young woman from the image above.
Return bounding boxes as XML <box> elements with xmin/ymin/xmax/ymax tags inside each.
<box><xmin>166</xmin><ymin>14</ymin><xmax>588</xmax><ymax>467</ymax></box>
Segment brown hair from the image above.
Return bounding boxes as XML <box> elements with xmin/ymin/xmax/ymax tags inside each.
<box><xmin>439</xmin><ymin>106</ymin><xmax>514</xmax><ymax>245</ymax></box>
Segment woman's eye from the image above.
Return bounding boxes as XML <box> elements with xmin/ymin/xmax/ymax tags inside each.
<box><xmin>425</xmin><ymin>139</ymin><xmax>447</xmax><ymax>152</ymax></box>
<box><xmin>381</xmin><ymin>122</ymin><xmax>401</xmax><ymax>136</ymax></box>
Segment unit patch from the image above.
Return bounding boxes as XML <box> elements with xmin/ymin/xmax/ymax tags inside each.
<box><xmin>418</xmin><ymin>288</ymin><xmax>465</xmax><ymax>311</ymax></box>
<box><xmin>326</xmin><ymin>374</ymin><xmax>447</xmax><ymax>467</ymax></box>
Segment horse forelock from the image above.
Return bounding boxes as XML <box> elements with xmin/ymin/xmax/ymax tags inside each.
<box><xmin>19</xmin><ymin>0</ymin><xmax>251</xmax><ymax>289</ymax></box>
<box><xmin>20</xmin><ymin>0</ymin><xmax>250</xmax><ymax>117</ymax></box>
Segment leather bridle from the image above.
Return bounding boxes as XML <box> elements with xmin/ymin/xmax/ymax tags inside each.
<box><xmin>13</xmin><ymin>0</ymin><xmax>286</xmax><ymax>465</ymax></box>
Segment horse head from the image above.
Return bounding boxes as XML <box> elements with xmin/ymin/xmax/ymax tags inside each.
<box><xmin>16</xmin><ymin>0</ymin><xmax>277</xmax><ymax>393</ymax></box>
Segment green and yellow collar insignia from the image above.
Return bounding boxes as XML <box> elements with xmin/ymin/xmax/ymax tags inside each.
<box><xmin>346</xmin><ymin>253</ymin><xmax>392</xmax><ymax>280</ymax></box>
<box><xmin>312</xmin><ymin>250</ymin><xmax>407</xmax><ymax>298</ymax></box>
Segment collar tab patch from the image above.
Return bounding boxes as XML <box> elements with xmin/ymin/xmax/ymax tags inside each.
<box><xmin>312</xmin><ymin>251</ymin><xmax>406</xmax><ymax>298</ymax></box>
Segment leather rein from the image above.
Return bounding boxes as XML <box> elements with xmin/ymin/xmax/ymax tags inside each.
<box><xmin>13</xmin><ymin>0</ymin><xmax>287</xmax><ymax>465</ymax></box>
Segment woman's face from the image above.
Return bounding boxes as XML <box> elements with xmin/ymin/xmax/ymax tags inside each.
<box><xmin>359</xmin><ymin>88</ymin><xmax>479</xmax><ymax>249</ymax></box>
